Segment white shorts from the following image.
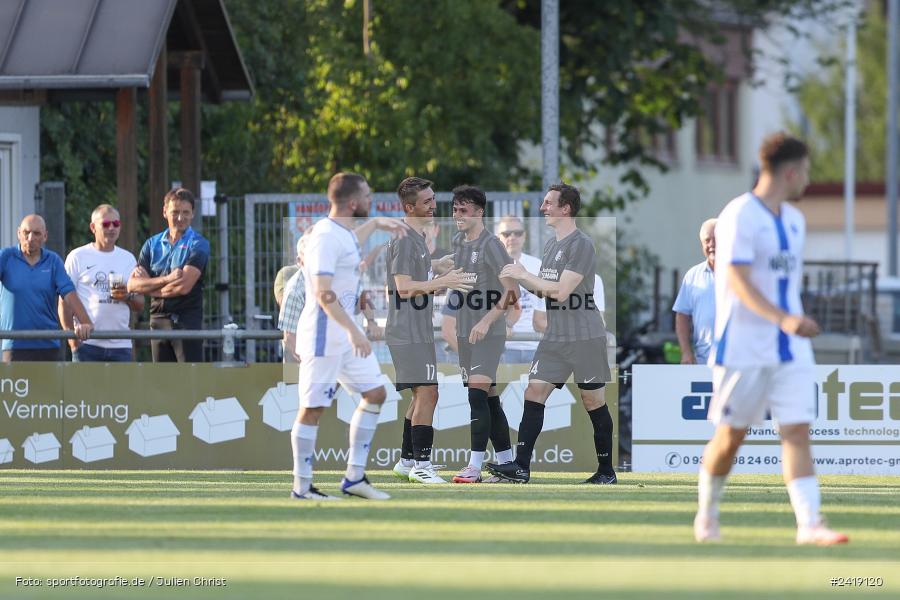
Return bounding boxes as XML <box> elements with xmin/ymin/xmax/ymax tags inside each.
<box><xmin>709</xmin><ymin>362</ymin><xmax>817</xmax><ymax>428</ymax></box>
<box><xmin>298</xmin><ymin>350</ymin><xmax>384</xmax><ymax>408</ymax></box>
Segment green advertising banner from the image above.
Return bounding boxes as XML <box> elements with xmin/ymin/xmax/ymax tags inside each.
<box><xmin>0</xmin><ymin>363</ymin><xmax>616</xmax><ymax>472</ymax></box>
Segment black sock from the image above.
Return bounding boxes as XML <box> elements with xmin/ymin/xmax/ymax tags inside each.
<box><xmin>515</xmin><ymin>400</ymin><xmax>545</xmax><ymax>470</ymax></box>
<box><xmin>468</xmin><ymin>387</ymin><xmax>491</xmax><ymax>452</ymax></box>
<box><xmin>588</xmin><ymin>404</ymin><xmax>614</xmax><ymax>474</ymax></box>
<box><xmin>401</xmin><ymin>417</ymin><xmax>414</xmax><ymax>461</ymax></box>
<box><xmin>411</xmin><ymin>425</ymin><xmax>434</xmax><ymax>463</ymax></box>
<box><xmin>487</xmin><ymin>395</ymin><xmax>512</xmax><ymax>452</ymax></box>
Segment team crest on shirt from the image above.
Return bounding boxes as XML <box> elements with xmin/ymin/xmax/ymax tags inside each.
<box><xmin>470</xmin><ymin>251</ymin><xmax>479</xmax><ymax>263</ymax></box>
<box><xmin>554</xmin><ymin>250</ymin><xmax>563</xmax><ymax>262</ymax></box>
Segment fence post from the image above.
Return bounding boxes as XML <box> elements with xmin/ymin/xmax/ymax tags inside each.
<box><xmin>216</xmin><ymin>194</ymin><xmax>230</xmax><ymax>329</ymax></box>
<box><xmin>244</xmin><ymin>196</ymin><xmax>256</xmax><ymax>362</ymax></box>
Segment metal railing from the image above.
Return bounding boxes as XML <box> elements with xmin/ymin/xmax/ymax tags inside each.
<box><xmin>0</xmin><ymin>329</ymin><xmax>283</xmax><ymax>363</ymax></box>
<box><xmin>0</xmin><ymin>328</ymin><xmax>616</xmax><ymax>364</ymax></box>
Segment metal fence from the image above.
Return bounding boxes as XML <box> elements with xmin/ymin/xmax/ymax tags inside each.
<box><xmin>234</xmin><ymin>192</ymin><xmax>546</xmax><ymax>362</ymax></box>
<box><xmin>191</xmin><ymin>190</ymin><xmax>627</xmax><ymax>363</ymax></box>
<box><xmin>0</xmin><ymin>329</ymin><xmax>283</xmax><ymax>363</ymax></box>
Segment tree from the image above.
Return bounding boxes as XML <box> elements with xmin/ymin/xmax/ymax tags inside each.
<box><xmin>203</xmin><ymin>0</ymin><xmax>540</xmax><ymax>195</ymax></box>
<box><xmin>502</xmin><ymin>0</ymin><xmax>849</xmax><ymax>209</ymax></box>
<box><xmin>791</xmin><ymin>5</ymin><xmax>883</xmax><ymax>182</ymax></box>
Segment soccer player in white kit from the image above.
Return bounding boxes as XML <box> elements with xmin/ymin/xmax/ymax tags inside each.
<box><xmin>290</xmin><ymin>172</ymin><xmax>407</xmax><ymax>501</ymax></box>
<box><xmin>694</xmin><ymin>133</ymin><xmax>848</xmax><ymax>545</ymax></box>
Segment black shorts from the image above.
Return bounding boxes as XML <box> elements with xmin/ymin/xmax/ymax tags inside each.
<box><xmin>457</xmin><ymin>335</ymin><xmax>505</xmax><ymax>386</ymax></box>
<box><xmin>388</xmin><ymin>342</ymin><xmax>438</xmax><ymax>391</ymax></box>
<box><xmin>529</xmin><ymin>338</ymin><xmax>611</xmax><ymax>390</ymax></box>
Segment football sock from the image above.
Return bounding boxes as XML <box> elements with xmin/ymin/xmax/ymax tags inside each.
<box><xmin>412</xmin><ymin>425</ymin><xmax>434</xmax><ymax>467</ymax></box>
<box><xmin>495</xmin><ymin>448</ymin><xmax>515</xmax><ymax>464</ymax></box>
<box><xmin>515</xmin><ymin>400</ymin><xmax>545</xmax><ymax>470</ymax></box>
<box><xmin>697</xmin><ymin>469</ymin><xmax>727</xmax><ymax>519</ymax></box>
<box><xmin>346</xmin><ymin>400</ymin><xmax>381</xmax><ymax>482</ymax></box>
<box><xmin>468</xmin><ymin>388</ymin><xmax>491</xmax><ymax>453</ymax></box>
<box><xmin>401</xmin><ymin>417</ymin><xmax>414</xmax><ymax>462</ymax></box>
<box><xmin>291</xmin><ymin>422</ymin><xmax>318</xmax><ymax>494</ymax></box>
<box><xmin>587</xmin><ymin>404</ymin><xmax>615</xmax><ymax>474</ymax></box>
<box><xmin>787</xmin><ymin>475</ymin><xmax>821</xmax><ymax>529</ymax></box>
<box><xmin>487</xmin><ymin>395</ymin><xmax>512</xmax><ymax>454</ymax></box>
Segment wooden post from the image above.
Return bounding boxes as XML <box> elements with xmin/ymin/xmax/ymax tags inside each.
<box><xmin>116</xmin><ymin>87</ymin><xmax>138</xmax><ymax>254</ymax></box>
<box><xmin>149</xmin><ymin>46</ymin><xmax>168</xmax><ymax>236</ymax></box>
<box><xmin>179</xmin><ymin>52</ymin><xmax>203</xmax><ymax>230</ymax></box>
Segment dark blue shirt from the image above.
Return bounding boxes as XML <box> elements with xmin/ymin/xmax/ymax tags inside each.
<box><xmin>138</xmin><ymin>227</ymin><xmax>210</xmax><ymax>321</ymax></box>
<box><xmin>0</xmin><ymin>246</ymin><xmax>75</xmax><ymax>350</ymax></box>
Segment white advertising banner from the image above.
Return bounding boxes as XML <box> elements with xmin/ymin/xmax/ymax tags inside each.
<box><xmin>632</xmin><ymin>365</ymin><xmax>900</xmax><ymax>475</ymax></box>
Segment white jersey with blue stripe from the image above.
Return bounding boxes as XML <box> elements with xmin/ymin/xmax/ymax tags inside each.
<box><xmin>711</xmin><ymin>192</ymin><xmax>813</xmax><ymax>367</ymax></box>
<box><xmin>296</xmin><ymin>218</ymin><xmax>362</xmax><ymax>358</ymax></box>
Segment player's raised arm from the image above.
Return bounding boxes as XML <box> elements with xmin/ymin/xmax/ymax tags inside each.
<box><xmin>354</xmin><ymin>216</ymin><xmax>409</xmax><ymax>245</ymax></box>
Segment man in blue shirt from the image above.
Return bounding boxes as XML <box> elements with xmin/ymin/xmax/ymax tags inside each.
<box><xmin>128</xmin><ymin>188</ymin><xmax>210</xmax><ymax>362</ymax></box>
<box><xmin>0</xmin><ymin>214</ymin><xmax>94</xmax><ymax>361</ymax></box>
<box><xmin>672</xmin><ymin>218</ymin><xmax>717</xmax><ymax>364</ymax></box>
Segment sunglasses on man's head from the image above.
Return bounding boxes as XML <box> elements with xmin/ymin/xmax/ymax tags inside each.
<box><xmin>99</xmin><ymin>220</ymin><xmax>121</xmax><ymax>229</ymax></box>
<box><xmin>499</xmin><ymin>230</ymin><xmax>525</xmax><ymax>238</ymax></box>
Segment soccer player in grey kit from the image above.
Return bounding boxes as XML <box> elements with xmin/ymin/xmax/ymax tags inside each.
<box><xmin>487</xmin><ymin>183</ymin><xmax>615</xmax><ymax>484</ymax></box>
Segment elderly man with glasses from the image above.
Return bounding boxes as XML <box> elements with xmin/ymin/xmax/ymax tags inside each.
<box><xmin>60</xmin><ymin>204</ymin><xmax>144</xmax><ymax>362</ymax></box>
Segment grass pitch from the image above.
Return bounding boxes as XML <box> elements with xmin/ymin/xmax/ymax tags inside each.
<box><xmin>0</xmin><ymin>470</ymin><xmax>897</xmax><ymax>599</ymax></box>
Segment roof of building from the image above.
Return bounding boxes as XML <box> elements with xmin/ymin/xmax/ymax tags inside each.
<box><xmin>0</xmin><ymin>0</ymin><xmax>252</xmax><ymax>102</ymax></box>
<box><xmin>258</xmin><ymin>383</ymin><xmax>298</xmax><ymax>412</ymax></box>
<box><xmin>189</xmin><ymin>396</ymin><xmax>249</xmax><ymax>425</ymax></box>
<box><xmin>22</xmin><ymin>432</ymin><xmax>61</xmax><ymax>450</ymax></box>
<box><xmin>125</xmin><ymin>414</ymin><xmax>180</xmax><ymax>440</ymax></box>
<box><xmin>69</xmin><ymin>425</ymin><xmax>117</xmax><ymax>448</ymax></box>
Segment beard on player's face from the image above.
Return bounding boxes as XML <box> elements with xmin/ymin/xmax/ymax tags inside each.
<box><xmin>352</xmin><ymin>202</ymin><xmax>369</xmax><ymax>218</ymax></box>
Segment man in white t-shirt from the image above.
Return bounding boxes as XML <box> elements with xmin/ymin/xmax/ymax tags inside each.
<box><xmin>60</xmin><ymin>204</ymin><xmax>144</xmax><ymax>362</ymax></box>
<box><xmin>493</xmin><ymin>215</ymin><xmax>541</xmax><ymax>364</ymax></box>
<box><xmin>290</xmin><ymin>172</ymin><xmax>408</xmax><ymax>501</ymax></box>
<box><xmin>694</xmin><ymin>132</ymin><xmax>847</xmax><ymax>546</ymax></box>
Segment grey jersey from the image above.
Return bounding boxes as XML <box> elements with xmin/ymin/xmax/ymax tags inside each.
<box><xmin>452</xmin><ymin>228</ymin><xmax>513</xmax><ymax>338</ymax></box>
<box><xmin>385</xmin><ymin>227</ymin><xmax>434</xmax><ymax>345</ymax></box>
<box><xmin>539</xmin><ymin>229</ymin><xmax>606</xmax><ymax>342</ymax></box>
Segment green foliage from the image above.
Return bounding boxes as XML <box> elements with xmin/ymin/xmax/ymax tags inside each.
<box><xmin>40</xmin><ymin>102</ymin><xmax>119</xmax><ymax>248</ymax></box>
<box><xmin>502</xmin><ymin>0</ymin><xmax>850</xmax><ymax>210</ymax></box>
<box><xmin>204</xmin><ymin>0</ymin><xmax>540</xmax><ymax>194</ymax></box>
<box><xmin>791</xmin><ymin>6</ymin><xmax>883</xmax><ymax>182</ymax></box>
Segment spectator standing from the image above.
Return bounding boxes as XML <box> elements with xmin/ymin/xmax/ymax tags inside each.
<box><xmin>278</xmin><ymin>236</ymin><xmax>308</xmax><ymax>363</ymax></box>
<box><xmin>128</xmin><ymin>188</ymin><xmax>210</xmax><ymax>362</ymax></box>
<box><xmin>60</xmin><ymin>204</ymin><xmax>144</xmax><ymax>362</ymax></box>
<box><xmin>673</xmin><ymin>218</ymin><xmax>717</xmax><ymax>365</ymax></box>
<box><xmin>495</xmin><ymin>215</ymin><xmax>542</xmax><ymax>363</ymax></box>
<box><xmin>0</xmin><ymin>215</ymin><xmax>93</xmax><ymax>361</ymax></box>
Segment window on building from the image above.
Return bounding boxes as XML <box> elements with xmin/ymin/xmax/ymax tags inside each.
<box><xmin>695</xmin><ymin>82</ymin><xmax>738</xmax><ymax>164</ymax></box>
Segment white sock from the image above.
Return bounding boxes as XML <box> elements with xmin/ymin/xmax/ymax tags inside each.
<box><xmin>414</xmin><ymin>460</ymin><xmax>432</xmax><ymax>469</ymax></box>
<box><xmin>468</xmin><ymin>450</ymin><xmax>486</xmax><ymax>469</ymax></box>
<box><xmin>697</xmin><ymin>469</ymin><xmax>727</xmax><ymax>519</ymax></box>
<box><xmin>495</xmin><ymin>448</ymin><xmax>514</xmax><ymax>464</ymax></box>
<box><xmin>291</xmin><ymin>422</ymin><xmax>318</xmax><ymax>494</ymax></box>
<box><xmin>400</xmin><ymin>458</ymin><xmax>414</xmax><ymax>467</ymax></box>
<box><xmin>346</xmin><ymin>400</ymin><xmax>381</xmax><ymax>481</ymax></box>
<box><xmin>787</xmin><ymin>475</ymin><xmax>821</xmax><ymax>529</ymax></box>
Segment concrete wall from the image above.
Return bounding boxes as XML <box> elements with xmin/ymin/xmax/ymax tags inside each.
<box><xmin>0</xmin><ymin>106</ymin><xmax>40</xmax><ymax>246</ymax></box>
